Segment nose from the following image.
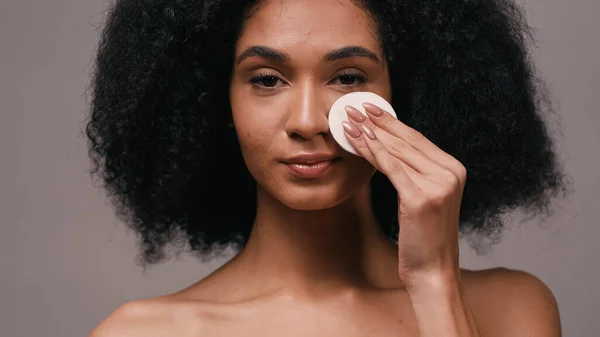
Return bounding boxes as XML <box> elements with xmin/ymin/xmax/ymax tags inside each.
<box><xmin>284</xmin><ymin>81</ymin><xmax>331</xmax><ymax>140</ymax></box>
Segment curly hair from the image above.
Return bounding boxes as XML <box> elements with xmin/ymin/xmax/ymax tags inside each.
<box><xmin>85</xmin><ymin>0</ymin><xmax>570</xmax><ymax>266</ymax></box>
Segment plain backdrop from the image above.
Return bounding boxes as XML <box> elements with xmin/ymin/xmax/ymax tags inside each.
<box><xmin>1</xmin><ymin>0</ymin><xmax>598</xmax><ymax>336</ymax></box>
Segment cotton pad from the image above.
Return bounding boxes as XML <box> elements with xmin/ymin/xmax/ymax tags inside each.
<box><xmin>328</xmin><ymin>91</ymin><xmax>396</xmax><ymax>156</ymax></box>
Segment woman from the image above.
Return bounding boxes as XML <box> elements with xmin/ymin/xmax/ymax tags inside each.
<box><xmin>86</xmin><ymin>0</ymin><xmax>569</xmax><ymax>336</ymax></box>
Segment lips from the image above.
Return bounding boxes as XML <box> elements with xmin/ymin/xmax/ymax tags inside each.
<box><xmin>282</xmin><ymin>157</ymin><xmax>341</xmax><ymax>178</ymax></box>
<box><xmin>282</xmin><ymin>154</ymin><xmax>339</xmax><ymax>165</ymax></box>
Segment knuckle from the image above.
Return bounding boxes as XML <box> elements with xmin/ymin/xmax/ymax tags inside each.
<box><xmin>449</xmin><ymin>162</ymin><xmax>467</xmax><ymax>186</ymax></box>
<box><xmin>443</xmin><ymin>170</ymin><xmax>461</xmax><ymax>188</ymax></box>
<box><xmin>441</xmin><ymin>157</ymin><xmax>467</xmax><ymax>185</ymax></box>
<box><xmin>390</xmin><ymin>139</ymin><xmax>410</xmax><ymax>155</ymax></box>
<box><xmin>456</xmin><ymin>163</ymin><xmax>467</xmax><ymax>180</ymax></box>
<box><xmin>381</xmin><ymin>116</ymin><xmax>396</xmax><ymax>129</ymax></box>
<box><xmin>384</xmin><ymin>158</ymin><xmax>404</xmax><ymax>175</ymax></box>
<box><xmin>355</xmin><ymin>141</ymin><xmax>369</xmax><ymax>151</ymax></box>
<box><xmin>407</xmin><ymin>128</ymin><xmax>424</xmax><ymax>143</ymax></box>
<box><xmin>428</xmin><ymin>189</ymin><xmax>450</xmax><ymax>207</ymax></box>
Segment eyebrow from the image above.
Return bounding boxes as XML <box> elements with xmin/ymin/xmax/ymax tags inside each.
<box><xmin>235</xmin><ymin>46</ymin><xmax>290</xmax><ymax>65</ymax></box>
<box><xmin>235</xmin><ymin>45</ymin><xmax>380</xmax><ymax>65</ymax></box>
<box><xmin>325</xmin><ymin>46</ymin><xmax>380</xmax><ymax>63</ymax></box>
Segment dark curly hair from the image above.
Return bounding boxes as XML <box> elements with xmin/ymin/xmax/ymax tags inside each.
<box><xmin>85</xmin><ymin>0</ymin><xmax>570</xmax><ymax>267</ymax></box>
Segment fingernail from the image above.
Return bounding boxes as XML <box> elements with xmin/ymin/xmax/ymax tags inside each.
<box><xmin>361</xmin><ymin>125</ymin><xmax>376</xmax><ymax>140</ymax></box>
<box><xmin>363</xmin><ymin>103</ymin><xmax>384</xmax><ymax>117</ymax></box>
<box><xmin>345</xmin><ymin>106</ymin><xmax>366</xmax><ymax>123</ymax></box>
<box><xmin>342</xmin><ymin>121</ymin><xmax>361</xmax><ymax>138</ymax></box>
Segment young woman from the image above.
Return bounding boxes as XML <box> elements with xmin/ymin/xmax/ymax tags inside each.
<box><xmin>86</xmin><ymin>0</ymin><xmax>568</xmax><ymax>336</ymax></box>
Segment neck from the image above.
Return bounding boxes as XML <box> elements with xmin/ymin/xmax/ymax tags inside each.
<box><xmin>234</xmin><ymin>181</ymin><xmax>402</xmax><ymax>301</ymax></box>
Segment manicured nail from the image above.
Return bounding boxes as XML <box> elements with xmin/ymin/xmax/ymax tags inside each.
<box><xmin>361</xmin><ymin>125</ymin><xmax>376</xmax><ymax>140</ymax></box>
<box><xmin>342</xmin><ymin>121</ymin><xmax>361</xmax><ymax>138</ymax></box>
<box><xmin>363</xmin><ymin>103</ymin><xmax>384</xmax><ymax>117</ymax></box>
<box><xmin>345</xmin><ymin>106</ymin><xmax>366</xmax><ymax>123</ymax></box>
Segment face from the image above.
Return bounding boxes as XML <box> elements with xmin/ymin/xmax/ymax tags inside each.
<box><xmin>229</xmin><ymin>0</ymin><xmax>392</xmax><ymax>210</ymax></box>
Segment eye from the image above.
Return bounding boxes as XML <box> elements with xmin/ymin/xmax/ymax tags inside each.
<box><xmin>251</xmin><ymin>75</ymin><xmax>280</xmax><ymax>87</ymax></box>
<box><xmin>331</xmin><ymin>71</ymin><xmax>367</xmax><ymax>87</ymax></box>
<box><xmin>249</xmin><ymin>72</ymin><xmax>286</xmax><ymax>91</ymax></box>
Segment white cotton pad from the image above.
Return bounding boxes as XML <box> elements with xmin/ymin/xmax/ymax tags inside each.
<box><xmin>328</xmin><ymin>91</ymin><xmax>397</xmax><ymax>156</ymax></box>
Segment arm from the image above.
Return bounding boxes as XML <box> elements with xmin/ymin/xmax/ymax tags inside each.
<box><xmin>407</xmin><ymin>272</ymin><xmax>481</xmax><ymax>337</ymax></box>
<box><xmin>342</xmin><ymin>101</ymin><xmax>480</xmax><ymax>336</ymax></box>
<box><xmin>340</xmin><ymin>60</ymin><xmax>562</xmax><ymax>337</ymax></box>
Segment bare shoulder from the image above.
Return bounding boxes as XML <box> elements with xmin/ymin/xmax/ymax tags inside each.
<box><xmin>88</xmin><ymin>296</ymin><xmax>208</xmax><ymax>337</ymax></box>
<box><xmin>88</xmin><ymin>262</ymin><xmax>251</xmax><ymax>337</ymax></box>
<box><xmin>463</xmin><ymin>267</ymin><xmax>561</xmax><ymax>337</ymax></box>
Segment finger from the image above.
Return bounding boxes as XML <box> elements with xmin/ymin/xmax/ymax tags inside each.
<box><xmin>357</xmin><ymin>123</ymin><xmax>422</xmax><ymax>201</ymax></box>
<box><xmin>341</xmin><ymin>121</ymin><xmax>424</xmax><ymax>184</ymax></box>
<box><xmin>341</xmin><ymin>120</ymin><xmax>381</xmax><ymax>170</ymax></box>
<box><xmin>363</xmin><ymin>103</ymin><xmax>467</xmax><ymax>186</ymax></box>
<box><xmin>345</xmin><ymin>106</ymin><xmax>451</xmax><ymax>182</ymax></box>
<box><xmin>376</xmin><ymin>132</ymin><xmax>460</xmax><ymax>189</ymax></box>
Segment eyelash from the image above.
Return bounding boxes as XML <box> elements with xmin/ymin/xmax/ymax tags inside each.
<box><xmin>249</xmin><ymin>70</ymin><xmax>367</xmax><ymax>92</ymax></box>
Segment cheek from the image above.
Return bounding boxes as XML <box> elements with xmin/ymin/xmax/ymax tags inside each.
<box><xmin>232</xmin><ymin>108</ymin><xmax>282</xmax><ymax>168</ymax></box>
<box><xmin>237</xmin><ymin>128</ymin><xmax>270</xmax><ymax>156</ymax></box>
<box><xmin>231</xmin><ymin>92</ymin><xmax>285</xmax><ymax>155</ymax></box>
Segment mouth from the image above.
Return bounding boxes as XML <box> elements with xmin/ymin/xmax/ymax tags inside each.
<box><xmin>282</xmin><ymin>158</ymin><xmax>342</xmax><ymax>179</ymax></box>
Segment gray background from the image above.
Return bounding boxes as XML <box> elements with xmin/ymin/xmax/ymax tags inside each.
<box><xmin>0</xmin><ymin>0</ymin><xmax>598</xmax><ymax>336</ymax></box>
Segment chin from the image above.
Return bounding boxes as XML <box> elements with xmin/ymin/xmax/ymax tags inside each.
<box><xmin>280</xmin><ymin>193</ymin><xmax>348</xmax><ymax>210</ymax></box>
<box><xmin>270</xmin><ymin>181</ymin><xmax>358</xmax><ymax>211</ymax></box>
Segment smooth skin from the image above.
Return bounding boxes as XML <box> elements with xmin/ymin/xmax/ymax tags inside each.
<box><xmin>89</xmin><ymin>0</ymin><xmax>561</xmax><ymax>336</ymax></box>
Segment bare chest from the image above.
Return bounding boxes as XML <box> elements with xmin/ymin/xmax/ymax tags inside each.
<box><xmin>199</xmin><ymin>299</ymin><xmax>421</xmax><ymax>337</ymax></box>
<box><xmin>207</xmin><ymin>318</ymin><xmax>420</xmax><ymax>337</ymax></box>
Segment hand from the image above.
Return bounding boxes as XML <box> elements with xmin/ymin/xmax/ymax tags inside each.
<box><xmin>342</xmin><ymin>103</ymin><xmax>467</xmax><ymax>289</ymax></box>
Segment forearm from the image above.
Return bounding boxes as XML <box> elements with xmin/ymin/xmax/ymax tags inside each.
<box><xmin>407</xmin><ymin>272</ymin><xmax>481</xmax><ymax>337</ymax></box>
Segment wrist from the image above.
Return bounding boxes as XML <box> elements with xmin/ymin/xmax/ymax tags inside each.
<box><xmin>403</xmin><ymin>268</ymin><xmax>462</xmax><ymax>296</ymax></box>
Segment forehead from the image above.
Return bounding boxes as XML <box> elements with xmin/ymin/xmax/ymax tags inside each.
<box><xmin>236</xmin><ymin>0</ymin><xmax>381</xmax><ymax>56</ymax></box>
